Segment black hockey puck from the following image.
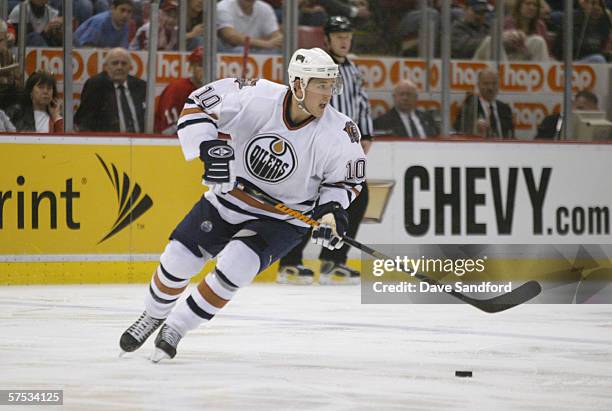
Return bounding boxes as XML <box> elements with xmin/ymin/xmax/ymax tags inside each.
<box><xmin>455</xmin><ymin>370</ymin><xmax>473</xmax><ymax>377</ymax></box>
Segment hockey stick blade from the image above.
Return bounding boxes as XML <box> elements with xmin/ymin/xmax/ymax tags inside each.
<box><xmin>449</xmin><ymin>280</ymin><xmax>542</xmax><ymax>313</ymax></box>
<box><xmin>235</xmin><ymin>183</ymin><xmax>543</xmax><ymax>313</ymax></box>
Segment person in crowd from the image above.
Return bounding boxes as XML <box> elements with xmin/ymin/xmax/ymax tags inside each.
<box><xmin>8</xmin><ymin>0</ymin><xmax>59</xmax><ymax>40</ymax></box>
<box><xmin>216</xmin><ymin>0</ymin><xmax>283</xmax><ymax>53</ymax></box>
<box><xmin>0</xmin><ymin>20</ymin><xmax>21</xmax><ymax>110</ymax></box>
<box><xmin>535</xmin><ymin>90</ymin><xmax>599</xmax><ymax>139</ymax></box>
<box><xmin>298</xmin><ymin>0</ymin><xmax>328</xmax><ymax>26</ymax></box>
<box><xmin>154</xmin><ymin>47</ymin><xmax>204</xmax><ymax>134</ymax></box>
<box><xmin>6</xmin><ymin>70</ymin><xmax>63</xmax><ymax>133</ymax></box>
<box><xmin>74</xmin><ymin>0</ymin><xmax>134</xmax><ymax>48</ymax></box>
<box><xmin>0</xmin><ymin>108</ymin><xmax>16</xmax><ymax>132</ymax></box>
<box><xmin>552</xmin><ymin>0</ymin><xmax>610</xmax><ymax>63</ymax></box>
<box><xmin>186</xmin><ymin>0</ymin><xmax>204</xmax><ymax>50</ymax></box>
<box><xmin>48</xmin><ymin>0</ymin><xmax>110</xmax><ymax>25</ymax></box>
<box><xmin>454</xmin><ymin>69</ymin><xmax>515</xmax><ymax>138</ymax></box>
<box><xmin>374</xmin><ymin>80</ymin><xmax>438</xmax><ymax>138</ymax></box>
<box><xmin>502</xmin><ymin>0</ymin><xmax>551</xmax><ymax>61</ymax></box>
<box><xmin>130</xmin><ymin>0</ymin><xmax>178</xmax><ymax>51</ymax></box>
<box><xmin>398</xmin><ymin>6</ymin><xmax>440</xmax><ymax>57</ymax></box>
<box><xmin>451</xmin><ymin>0</ymin><xmax>491</xmax><ymax>59</ymax></box>
<box><xmin>27</xmin><ymin>16</ymin><xmax>63</xmax><ymax>46</ymax></box>
<box><xmin>75</xmin><ymin>47</ymin><xmax>146</xmax><ymax>133</ymax></box>
<box><xmin>0</xmin><ymin>24</ymin><xmax>17</xmax><ymax>134</ymax></box>
<box><xmin>318</xmin><ymin>0</ymin><xmax>371</xmax><ymax>20</ymax></box>
<box><xmin>277</xmin><ymin>16</ymin><xmax>373</xmax><ymax>286</ymax></box>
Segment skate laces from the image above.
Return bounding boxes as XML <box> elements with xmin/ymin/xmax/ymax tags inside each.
<box><xmin>160</xmin><ymin>325</ymin><xmax>182</xmax><ymax>348</ymax></box>
<box><xmin>128</xmin><ymin>312</ymin><xmax>161</xmax><ymax>341</ymax></box>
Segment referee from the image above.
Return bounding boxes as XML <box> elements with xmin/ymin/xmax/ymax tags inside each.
<box><xmin>277</xmin><ymin>15</ymin><xmax>373</xmax><ymax>285</ymax></box>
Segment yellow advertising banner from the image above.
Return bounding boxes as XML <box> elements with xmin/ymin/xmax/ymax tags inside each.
<box><xmin>0</xmin><ymin>137</ymin><xmax>203</xmax><ymax>255</ymax></box>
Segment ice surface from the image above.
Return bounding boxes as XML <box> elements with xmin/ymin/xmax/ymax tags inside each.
<box><xmin>1</xmin><ymin>284</ymin><xmax>611</xmax><ymax>411</ymax></box>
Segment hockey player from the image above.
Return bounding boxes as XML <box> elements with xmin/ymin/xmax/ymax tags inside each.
<box><xmin>119</xmin><ymin>47</ymin><xmax>366</xmax><ymax>362</ymax></box>
<box><xmin>277</xmin><ymin>16</ymin><xmax>374</xmax><ymax>286</ymax></box>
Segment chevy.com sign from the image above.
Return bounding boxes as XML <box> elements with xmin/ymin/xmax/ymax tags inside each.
<box><xmin>359</xmin><ymin>140</ymin><xmax>612</xmax><ymax>245</ymax></box>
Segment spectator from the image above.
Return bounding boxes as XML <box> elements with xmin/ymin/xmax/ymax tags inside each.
<box><xmin>216</xmin><ymin>0</ymin><xmax>283</xmax><ymax>53</ymax></box>
<box><xmin>48</xmin><ymin>0</ymin><xmax>110</xmax><ymax>25</ymax></box>
<box><xmin>318</xmin><ymin>0</ymin><xmax>371</xmax><ymax>20</ymax></box>
<box><xmin>451</xmin><ymin>0</ymin><xmax>491</xmax><ymax>59</ymax></box>
<box><xmin>74</xmin><ymin>0</ymin><xmax>134</xmax><ymax>48</ymax></box>
<box><xmin>186</xmin><ymin>0</ymin><xmax>204</xmax><ymax>50</ymax></box>
<box><xmin>0</xmin><ymin>20</ymin><xmax>21</xmax><ymax>110</ymax></box>
<box><xmin>0</xmin><ymin>108</ymin><xmax>16</xmax><ymax>132</ymax></box>
<box><xmin>374</xmin><ymin>80</ymin><xmax>438</xmax><ymax>138</ymax></box>
<box><xmin>27</xmin><ymin>16</ymin><xmax>63</xmax><ymax>46</ymax></box>
<box><xmin>535</xmin><ymin>90</ymin><xmax>599</xmax><ymax>139</ymax></box>
<box><xmin>398</xmin><ymin>6</ymin><xmax>440</xmax><ymax>57</ymax></box>
<box><xmin>552</xmin><ymin>0</ymin><xmax>611</xmax><ymax>63</ymax></box>
<box><xmin>0</xmin><ymin>22</ymin><xmax>17</xmax><ymax>133</ymax></box>
<box><xmin>262</xmin><ymin>0</ymin><xmax>283</xmax><ymax>23</ymax></box>
<box><xmin>6</xmin><ymin>70</ymin><xmax>63</xmax><ymax>133</ymax></box>
<box><xmin>502</xmin><ymin>0</ymin><xmax>551</xmax><ymax>61</ymax></box>
<box><xmin>130</xmin><ymin>0</ymin><xmax>178</xmax><ymax>51</ymax></box>
<box><xmin>75</xmin><ymin>47</ymin><xmax>146</xmax><ymax>133</ymax></box>
<box><xmin>454</xmin><ymin>69</ymin><xmax>514</xmax><ymax>138</ymax></box>
<box><xmin>299</xmin><ymin>0</ymin><xmax>327</xmax><ymax>26</ymax></box>
<box><xmin>8</xmin><ymin>0</ymin><xmax>59</xmax><ymax>39</ymax></box>
<box><xmin>154</xmin><ymin>47</ymin><xmax>204</xmax><ymax>134</ymax></box>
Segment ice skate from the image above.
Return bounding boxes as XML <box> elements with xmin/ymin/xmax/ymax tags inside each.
<box><xmin>151</xmin><ymin>324</ymin><xmax>183</xmax><ymax>363</ymax></box>
<box><xmin>319</xmin><ymin>261</ymin><xmax>360</xmax><ymax>285</ymax></box>
<box><xmin>276</xmin><ymin>264</ymin><xmax>315</xmax><ymax>285</ymax></box>
<box><xmin>119</xmin><ymin>311</ymin><xmax>164</xmax><ymax>356</ymax></box>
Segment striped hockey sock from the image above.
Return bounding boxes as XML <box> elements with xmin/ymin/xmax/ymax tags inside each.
<box><xmin>144</xmin><ymin>264</ymin><xmax>190</xmax><ymax>319</ymax></box>
<box><xmin>164</xmin><ymin>268</ymin><xmax>238</xmax><ymax>336</ymax></box>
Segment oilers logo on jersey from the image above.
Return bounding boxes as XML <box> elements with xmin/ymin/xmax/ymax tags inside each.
<box><xmin>244</xmin><ymin>134</ymin><xmax>297</xmax><ymax>184</ymax></box>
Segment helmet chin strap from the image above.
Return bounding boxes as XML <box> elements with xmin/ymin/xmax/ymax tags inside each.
<box><xmin>294</xmin><ymin>81</ymin><xmax>313</xmax><ymax>115</ymax></box>
<box><xmin>297</xmin><ymin>100</ymin><xmax>311</xmax><ymax>115</ymax></box>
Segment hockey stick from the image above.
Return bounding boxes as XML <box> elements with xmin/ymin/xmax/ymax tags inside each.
<box><xmin>236</xmin><ymin>183</ymin><xmax>542</xmax><ymax>313</ymax></box>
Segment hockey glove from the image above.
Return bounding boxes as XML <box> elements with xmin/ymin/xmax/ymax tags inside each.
<box><xmin>311</xmin><ymin>202</ymin><xmax>349</xmax><ymax>250</ymax></box>
<box><xmin>199</xmin><ymin>140</ymin><xmax>236</xmax><ymax>195</ymax></box>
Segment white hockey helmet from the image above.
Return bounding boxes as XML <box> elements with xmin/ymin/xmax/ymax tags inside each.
<box><xmin>288</xmin><ymin>48</ymin><xmax>343</xmax><ymax>100</ymax></box>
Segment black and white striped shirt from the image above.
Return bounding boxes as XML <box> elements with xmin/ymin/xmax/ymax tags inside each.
<box><xmin>331</xmin><ymin>57</ymin><xmax>374</xmax><ymax>140</ymax></box>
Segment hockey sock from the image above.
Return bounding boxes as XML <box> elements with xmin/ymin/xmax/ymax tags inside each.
<box><xmin>164</xmin><ymin>268</ymin><xmax>237</xmax><ymax>336</ymax></box>
<box><xmin>144</xmin><ymin>264</ymin><xmax>190</xmax><ymax>319</ymax></box>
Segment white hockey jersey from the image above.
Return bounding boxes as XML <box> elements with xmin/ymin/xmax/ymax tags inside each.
<box><xmin>177</xmin><ymin>78</ymin><xmax>366</xmax><ymax>228</ymax></box>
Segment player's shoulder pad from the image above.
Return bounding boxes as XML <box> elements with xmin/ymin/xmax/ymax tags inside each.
<box><xmin>322</xmin><ymin>107</ymin><xmax>362</xmax><ymax>146</ymax></box>
<box><xmin>233</xmin><ymin>78</ymin><xmax>287</xmax><ymax>97</ymax></box>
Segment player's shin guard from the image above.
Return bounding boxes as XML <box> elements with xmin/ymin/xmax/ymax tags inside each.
<box><xmin>144</xmin><ymin>240</ymin><xmax>208</xmax><ymax>319</ymax></box>
<box><xmin>154</xmin><ymin>240</ymin><xmax>260</xmax><ymax>361</ymax></box>
<box><xmin>120</xmin><ymin>265</ymin><xmax>190</xmax><ymax>354</ymax></box>
<box><xmin>152</xmin><ymin>269</ymin><xmax>238</xmax><ymax>361</ymax></box>
<box><xmin>164</xmin><ymin>268</ymin><xmax>237</xmax><ymax>336</ymax></box>
<box><xmin>120</xmin><ymin>240</ymin><xmax>207</xmax><ymax>355</ymax></box>
<box><xmin>144</xmin><ymin>264</ymin><xmax>190</xmax><ymax>319</ymax></box>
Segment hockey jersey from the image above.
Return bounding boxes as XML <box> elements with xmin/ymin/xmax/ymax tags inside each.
<box><xmin>176</xmin><ymin>78</ymin><xmax>366</xmax><ymax>228</ymax></box>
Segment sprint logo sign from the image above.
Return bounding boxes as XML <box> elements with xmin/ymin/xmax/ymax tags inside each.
<box><xmin>96</xmin><ymin>154</ymin><xmax>153</xmax><ymax>243</ymax></box>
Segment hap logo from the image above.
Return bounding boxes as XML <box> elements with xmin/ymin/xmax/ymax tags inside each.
<box><xmin>245</xmin><ymin>135</ymin><xmax>297</xmax><ymax>184</ymax></box>
<box><xmin>96</xmin><ymin>154</ymin><xmax>153</xmax><ymax>243</ymax></box>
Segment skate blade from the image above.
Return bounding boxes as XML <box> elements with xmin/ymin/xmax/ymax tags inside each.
<box><xmin>150</xmin><ymin>348</ymin><xmax>171</xmax><ymax>363</ymax></box>
<box><xmin>319</xmin><ymin>275</ymin><xmax>359</xmax><ymax>285</ymax></box>
<box><xmin>278</xmin><ymin>275</ymin><xmax>314</xmax><ymax>285</ymax></box>
<box><xmin>119</xmin><ymin>350</ymin><xmax>129</xmax><ymax>358</ymax></box>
